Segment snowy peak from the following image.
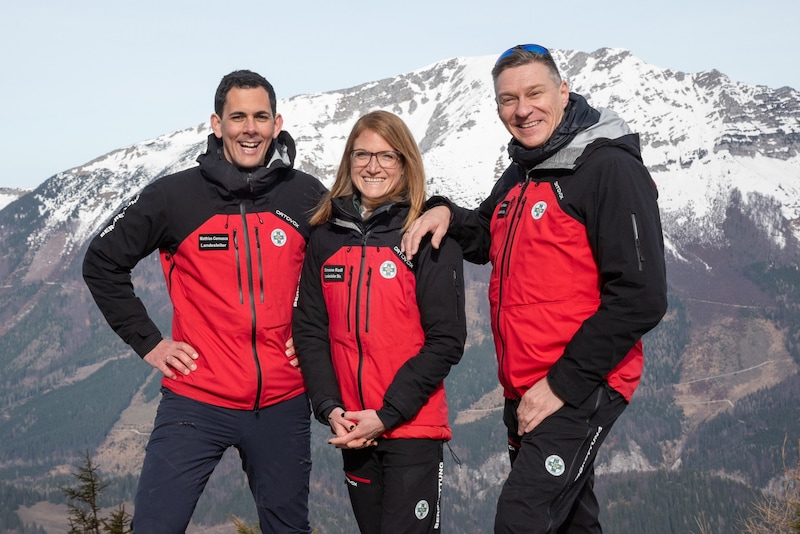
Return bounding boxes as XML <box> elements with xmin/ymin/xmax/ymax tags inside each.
<box><xmin>0</xmin><ymin>187</ymin><xmax>28</xmax><ymax>211</ymax></box>
<box><xmin>3</xmin><ymin>47</ymin><xmax>799</xmax><ymax>282</ymax></box>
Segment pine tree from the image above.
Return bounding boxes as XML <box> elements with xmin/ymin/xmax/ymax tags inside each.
<box><xmin>61</xmin><ymin>451</ymin><xmax>131</xmax><ymax>534</ymax></box>
<box><xmin>101</xmin><ymin>505</ymin><xmax>133</xmax><ymax>534</ymax></box>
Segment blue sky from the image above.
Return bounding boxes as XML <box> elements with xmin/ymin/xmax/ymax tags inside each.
<box><xmin>1</xmin><ymin>0</ymin><xmax>797</xmax><ymax>190</ymax></box>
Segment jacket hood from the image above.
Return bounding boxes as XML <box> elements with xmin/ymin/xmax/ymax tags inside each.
<box><xmin>507</xmin><ymin>93</ymin><xmax>636</xmax><ymax>171</ymax></box>
<box><xmin>196</xmin><ymin>130</ymin><xmax>297</xmax><ymax>197</ymax></box>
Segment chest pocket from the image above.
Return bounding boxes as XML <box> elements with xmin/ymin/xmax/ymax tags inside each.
<box><xmin>491</xmin><ymin>184</ymin><xmax>595</xmax><ymax>306</ymax></box>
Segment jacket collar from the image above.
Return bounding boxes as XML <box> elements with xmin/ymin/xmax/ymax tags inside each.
<box><xmin>329</xmin><ymin>194</ymin><xmax>409</xmax><ymax>233</ymax></box>
<box><xmin>196</xmin><ymin>131</ymin><xmax>297</xmax><ymax>197</ymax></box>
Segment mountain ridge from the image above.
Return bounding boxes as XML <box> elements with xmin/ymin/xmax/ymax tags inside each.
<box><xmin>3</xmin><ymin>48</ymin><xmax>798</xmax><ymax>288</ymax></box>
<box><xmin>1</xmin><ymin>47</ymin><xmax>798</xmax><ymax>533</ymax></box>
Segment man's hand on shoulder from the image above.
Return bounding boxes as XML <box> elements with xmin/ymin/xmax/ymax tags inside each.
<box><xmin>143</xmin><ymin>339</ymin><xmax>199</xmax><ymax>379</ymax></box>
<box><xmin>400</xmin><ymin>205</ymin><xmax>451</xmax><ymax>261</ymax></box>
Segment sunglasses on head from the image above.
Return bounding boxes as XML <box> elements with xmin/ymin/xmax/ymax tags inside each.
<box><xmin>496</xmin><ymin>44</ymin><xmax>550</xmax><ymax>64</ymax></box>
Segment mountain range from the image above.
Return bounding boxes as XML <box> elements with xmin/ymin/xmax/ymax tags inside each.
<box><xmin>1</xmin><ymin>47</ymin><xmax>799</xmax><ymax>533</ymax></box>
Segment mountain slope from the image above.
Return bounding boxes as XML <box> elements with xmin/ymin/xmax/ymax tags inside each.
<box><xmin>1</xmin><ymin>47</ymin><xmax>798</xmax><ymax>533</ymax></box>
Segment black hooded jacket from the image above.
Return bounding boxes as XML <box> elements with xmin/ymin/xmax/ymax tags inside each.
<box><xmin>83</xmin><ymin>132</ymin><xmax>327</xmax><ymax>410</ymax></box>
<box><xmin>444</xmin><ymin>94</ymin><xmax>668</xmax><ymax>407</ymax></box>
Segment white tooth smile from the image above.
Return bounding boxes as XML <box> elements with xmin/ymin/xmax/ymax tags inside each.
<box><xmin>240</xmin><ymin>142</ymin><xmax>259</xmax><ymax>148</ymax></box>
<box><xmin>521</xmin><ymin>120</ymin><xmax>542</xmax><ymax>128</ymax></box>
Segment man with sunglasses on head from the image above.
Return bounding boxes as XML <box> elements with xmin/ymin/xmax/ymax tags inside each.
<box><xmin>402</xmin><ymin>44</ymin><xmax>668</xmax><ymax>533</ymax></box>
<box><xmin>83</xmin><ymin>70</ymin><xmax>326</xmax><ymax>533</ymax></box>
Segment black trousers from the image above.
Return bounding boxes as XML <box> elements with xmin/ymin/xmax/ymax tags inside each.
<box><xmin>495</xmin><ymin>382</ymin><xmax>627</xmax><ymax>534</ymax></box>
<box><xmin>342</xmin><ymin>438</ymin><xmax>444</xmax><ymax>533</ymax></box>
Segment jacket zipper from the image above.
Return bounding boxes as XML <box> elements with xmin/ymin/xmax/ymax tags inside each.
<box><xmin>631</xmin><ymin>212</ymin><xmax>644</xmax><ymax>271</ymax></box>
<box><xmin>452</xmin><ymin>267</ymin><xmax>462</xmax><ymax>319</ymax></box>
<box><xmin>255</xmin><ymin>226</ymin><xmax>264</xmax><ymax>301</ymax></box>
<box><xmin>354</xmin><ymin>234</ymin><xmax>369</xmax><ymax>409</ymax></box>
<box><xmin>346</xmin><ymin>265</ymin><xmax>354</xmax><ymax>333</ymax></box>
<box><xmin>239</xmin><ymin>203</ymin><xmax>263</xmax><ymax>413</ymax></box>
<box><xmin>166</xmin><ymin>254</ymin><xmax>176</xmax><ymax>291</ymax></box>
<box><xmin>365</xmin><ymin>267</ymin><xmax>373</xmax><ymax>333</ymax></box>
<box><xmin>504</xmin><ymin>195</ymin><xmax>528</xmax><ymax>278</ymax></box>
<box><xmin>233</xmin><ymin>229</ymin><xmax>243</xmax><ymax>304</ymax></box>
<box><xmin>496</xmin><ymin>178</ymin><xmax>532</xmax><ymax>394</ymax></box>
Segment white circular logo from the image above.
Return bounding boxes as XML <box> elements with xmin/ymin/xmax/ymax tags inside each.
<box><xmin>271</xmin><ymin>229</ymin><xmax>287</xmax><ymax>247</ymax></box>
<box><xmin>380</xmin><ymin>260</ymin><xmax>397</xmax><ymax>279</ymax></box>
<box><xmin>545</xmin><ymin>454</ymin><xmax>565</xmax><ymax>477</ymax></box>
<box><xmin>415</xmin><ymin>499</ymin><xmax>429</xmax><ymax>520</ymax></box>
<box><xmin>531</xmin><ymin>201</ymin><xmax>548</xmax><ymax>220</ymax></box>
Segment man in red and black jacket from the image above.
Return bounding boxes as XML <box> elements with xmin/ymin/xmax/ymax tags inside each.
<box><xmin>83</xmin><ymin>70</ymin><xmax>326</xmax><ymax>534</ymax></box>
<box><xmin>402</xmin><ymin>45</ymin><xmax>668</xmax><ymax>533</ymax></box>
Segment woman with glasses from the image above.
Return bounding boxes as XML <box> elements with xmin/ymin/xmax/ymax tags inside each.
<box><xmin>293</xmin><ymin>110</ymin><xmax>466</xmax><ymax>533</ymax></box>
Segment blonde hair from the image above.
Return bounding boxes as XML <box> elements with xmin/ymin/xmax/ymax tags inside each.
<box><xmin>310</xmin><ymin>110</ymin><xmax>426</xmax><ymax>232</ymax></box>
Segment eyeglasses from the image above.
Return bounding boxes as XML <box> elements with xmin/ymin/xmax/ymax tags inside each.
<box><xmin>496</xmin><ymin>44</ymin><xmax>550</xmax><ymax>64</ymax></box>
<box><xmin>350</xmin><ymin>150</ymin><xmax>403</xmax><ymax>169</ymax></box>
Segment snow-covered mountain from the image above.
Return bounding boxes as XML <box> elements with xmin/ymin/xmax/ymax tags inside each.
<box><xmin>2</xmin><ymin>48</ymin><xmax>799</xmax><ymax>533</ymax></box>
<box><xmin>0</xmin><ymin>188</ymin><xmax>27</xmax><ymax>211</ymax></box>
<box><xmin>4</xmin><ymin>47</ymin><xmax>798</xmax><ymax>287</ymax></box>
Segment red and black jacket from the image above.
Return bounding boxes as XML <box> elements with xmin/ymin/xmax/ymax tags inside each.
<box><xmin>446</xmin><ymin>95</ymin><xmax>668</xmax><ymax>407</ymax></box>
<box><xmin>83</xmin><ymin>132</ymin><xmax>327</xmax><ymax>410</ymax></box>
<box><xmin>292</xmin><ymin>196</ymin><xmax>466</xmax><ymax>440</ymax></box>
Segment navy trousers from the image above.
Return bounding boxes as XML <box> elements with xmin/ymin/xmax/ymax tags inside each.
<box><xmin>132</xmin><ymin>388</ymin><xmax>312</xmax><ymax>533</ymax></box>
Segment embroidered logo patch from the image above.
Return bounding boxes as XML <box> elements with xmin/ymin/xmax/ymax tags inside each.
<box><xmin>415</xmin><ymin>500</ymin><xmax>430</xmax><ymax>520</ymax></box>
<box><xmin>380</xmin><ymin>260</ymin><xmax>397</xmax><ymax>279</ymax></box>
<box><xmin>531</xmin><ymin>201</ymin><xmax>548</xmax><ymax>220</ymax></box>
<box><xmin>271</xmin><ymin>229</ymin><xmax>287</xmax><ymax>247</ymax></box>
<box><xmin>545</xmin><ymin>454</ymin><xmax>565</xmax><ymax>477</ymax></box>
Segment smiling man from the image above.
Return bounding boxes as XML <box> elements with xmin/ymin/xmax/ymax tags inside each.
<box><xmin>401</xmin><ymin>45</ymin><xmax>668</xmax><ymax>533</ymax></box>
<box><xmin>211</xmin><ymin>84</ymin><xmax>283</xmax><ymax>170</ymax></box>
<box><xmin>83</xmin><ymin>70</ymin><xmax>326</xmax><ymax>533</ymax></box>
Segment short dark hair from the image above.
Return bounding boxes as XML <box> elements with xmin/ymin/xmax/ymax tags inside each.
<box><xmin>214</xmin><ymin>70</ymin><xmax>277</xmax><ymax>116</ymax></box>
<box><xmin>491</xmin><ymin>48</ymin><xmax>562</xmax><ymax>87</ymax></box>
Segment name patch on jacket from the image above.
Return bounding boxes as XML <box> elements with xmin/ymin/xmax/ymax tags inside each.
<box><xmin>199</xmin><ymin>234</ymin><xmax>230</xmax><ymax>250</ymax></box>
<box><xmin>323</xmin><ymin>265</ymin><xmax>345</xmax><ymax>282</ymax></box>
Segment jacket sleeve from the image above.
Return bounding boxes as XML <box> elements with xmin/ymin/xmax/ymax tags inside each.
<box><xmin>431</xmin><ymin>169</ymin><xmax>512</xmax><ymax>265</ymax></box>
<box><xmin>82</xmin><ymin>184</ymin><xmax>169</xmax><ymax>358</ymax></box>
<box><xmin>292</xmin><ymin>228</ymin><xmax>344</xmax><ymax>425</ymax></box>
<box><xmin>377</xmin><ymin>235</ymin><xmax>467</xmax><ymax>429</ymax></box>
<box><xmin>547</xmin><ymin>146</ymin><xmax>669</xmax><ymax>406</ymax></box>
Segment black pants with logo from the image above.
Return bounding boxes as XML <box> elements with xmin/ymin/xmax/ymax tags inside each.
<box><xmin>495</xmin><ymin>382</ymin><xmax>627</xmax><ymax>534</ymax></box>
<box><xmin>342</xmin><ymin>438</ymin><xmax>444</xmax><ymax>533</ymax></box>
